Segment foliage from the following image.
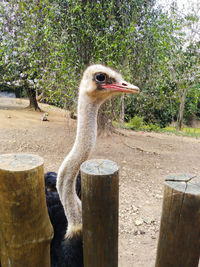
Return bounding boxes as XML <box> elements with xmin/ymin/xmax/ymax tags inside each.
<box><xmin>129</xmin><ymin>115</ymin><xmax>145</xmax><ymax>130</ymax></box>
<box><xmin>0</xmin><ymin>0</ymin><xmax>199</xmax><ymax>128</ymax></box>
<box><xmin>143</xmin><ymin>123</ymin><xmax>161</xmax><ymax>132</ymax></box>
<box><xmin>125</xmin><ymin>115</ymin><xmax>160</xmax><ymax>132</ymax></box>
<box><xmin>163</xmin><ymin>126</ymin><xmax>200</xmax><ymax>138</ymax></box>
<box><xmin>185</xmin><ymin>83</ymin><xmax>200</xmax><ymax>118</ymax></box>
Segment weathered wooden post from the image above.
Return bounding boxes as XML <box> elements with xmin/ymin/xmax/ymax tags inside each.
<box><xmin>155</xmin><ymin>174</ymin><xmax>200</xmax><ymax>267</ymax></box>
<box><xmin>81</xmin><ymin>159</ymin><xmax>119</xmax><ymax>267</ymax></box>
<box><xmin>0</xmin><ymin>153</ymin><xmax>53</xmax><ymax>267</ymax></box>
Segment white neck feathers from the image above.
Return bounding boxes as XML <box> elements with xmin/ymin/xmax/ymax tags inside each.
<box><xmin>57</xmin><ymin>93</ymin><xmax>100</xmax><ymax>237</ymax></box>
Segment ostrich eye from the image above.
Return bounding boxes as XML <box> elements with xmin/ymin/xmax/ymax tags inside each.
<box><xmin>95</xmin><ymin>73</ymin><xmax>106</xmax><ymax>83</ymax></box>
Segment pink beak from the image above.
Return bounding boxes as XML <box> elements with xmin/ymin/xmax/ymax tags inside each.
<box><xmin>102</xmin><ymin>82</ymin><xmax>140</xmax><ymax>94</ymax></box>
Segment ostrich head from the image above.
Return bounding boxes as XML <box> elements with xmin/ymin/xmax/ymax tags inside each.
<box><xmin>79</xmin><ymin>64</ymin><xmax>139</xmax><ymax>103</ymax></box>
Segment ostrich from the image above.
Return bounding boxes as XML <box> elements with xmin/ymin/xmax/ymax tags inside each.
<box><xmin>45</xmin><ymin>64</ymin><xmax>139</xmax><ymax>267</ymax></box>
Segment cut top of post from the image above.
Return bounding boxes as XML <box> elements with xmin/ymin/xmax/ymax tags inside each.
<box><xmin>81</xmin><ymin>159</ymin><xmax>119</xmax><ymax>176</ymax></box>
<box><xmin>165</xmin><ymin>173</ymin><xmax>200</xmax><ymax>195</ymax></box>
<box><xmin>0</xmin><ymin>153</ymin><xmax>43</xmax><ymax>172</ymax></box>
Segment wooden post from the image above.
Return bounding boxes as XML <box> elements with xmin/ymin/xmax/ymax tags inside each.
<box><xmin>155</xmin><ymin>174</ymin><xmax>200</xmax><ymax>267</ymax></box>
<box><xmin>0</xmin><ymin>153</ymin><xmax>53</xmax><ymax>267</ymax></box>
<box><xmin>81</xmin><ymin>159</ymin><xmax>119</xmax><ymax>267</ymax></box>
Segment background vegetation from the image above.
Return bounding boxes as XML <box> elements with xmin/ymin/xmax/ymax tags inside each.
<box><xmin>0</xmin><ymin>0</ymin><xmax>199</xmax><ymax>131</ymax></box>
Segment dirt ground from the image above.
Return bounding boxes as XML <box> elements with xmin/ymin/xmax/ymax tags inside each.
<box><xmin>0</xmin><ymin>98</ymin><xmax>200</xmax><ymax>267</ymax></box>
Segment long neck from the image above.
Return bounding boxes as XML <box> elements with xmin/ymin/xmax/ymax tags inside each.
<box><xmin>57</xmin><ymin>93</ymin><xmax>100</xmax><ymax>237</ymax></box>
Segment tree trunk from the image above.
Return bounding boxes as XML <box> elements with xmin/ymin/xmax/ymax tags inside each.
<box><xmin>120</xmin><ymin>95</ymin><xmax>125</xmax><ymax>127</ymax></box>
<box><xmin>97</xmin><ymin>101</ymin><xmax>116</xmax><ymax>136</ymax></box>
<box><xmin>36</xmin><ymin>90</ymin><xmax>45</xmax><ymax>102</ymax></box>
<box><xmin>25</xmin><ymin>82</ymin><xmax>41</xmax><ymax>111</ymax></box>
<box><xmin>177</xmin><ymin>87</ymin><xmax>188</xmax><ymax>131</ymax></box>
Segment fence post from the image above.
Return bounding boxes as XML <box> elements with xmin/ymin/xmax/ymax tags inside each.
<box><xmin>0</xmin><ymin>153</ymin><xmax>53</xmax><ymax>267</ymax></box>
<box><xmin>155</xmin><ymin>174</ymin><xmax>200</xmax><ymax>267</ymax></box>
<box><xmin>81</xmin><ymin>159</ymin><xmax>119</xmax><ymax>267</ymax></box>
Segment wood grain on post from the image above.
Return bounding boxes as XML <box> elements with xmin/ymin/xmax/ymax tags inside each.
<box><xmin>81</xmin><ymin>159</ymin><xmax>119</xmax><ymax>267</ymax></box>
<box><xmin>0</xmin><ymin>154</ymin><xmax>53</xmax><ymax>267</ymax></box>
<box><xmin>155</xmin><ymin>174</ymin><xmax>200</xmax><ymax>267</ymax></box>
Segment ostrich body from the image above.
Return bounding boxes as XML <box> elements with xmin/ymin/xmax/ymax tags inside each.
<box><xmin>46</xmin><ymin>64</ymin><xmax>139</xmax><ymax>267</ymax></box>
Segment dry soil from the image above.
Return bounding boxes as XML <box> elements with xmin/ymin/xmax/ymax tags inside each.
<box><xmin>0</xmin><ymin>98</ymin><xmax>200</xmax><ymax>267</ymax></box>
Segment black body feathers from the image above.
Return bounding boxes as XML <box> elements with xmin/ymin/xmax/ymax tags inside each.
<box><xmin>45</xmin><ymin>172</ymin><xmax>83</xmax><ymax>267</ymax></box>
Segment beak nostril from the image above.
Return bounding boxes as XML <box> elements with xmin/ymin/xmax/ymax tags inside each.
<box><xmin>122</xmin><ymin>83</ymin><xmax>128</xmax><ymax>86</ymax></box>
